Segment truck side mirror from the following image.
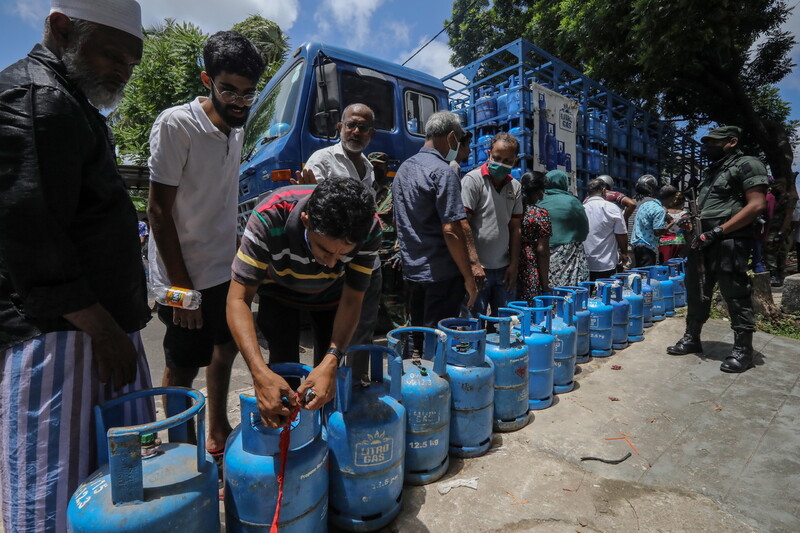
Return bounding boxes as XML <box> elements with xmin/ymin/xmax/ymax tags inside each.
<box><xmin>314</xmin><ymin>61</ymin><xmax>340</xmax><ymax>138</ymax></box>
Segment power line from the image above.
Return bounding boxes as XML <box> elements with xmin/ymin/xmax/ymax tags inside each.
<box><xmin>401</xmin><ymin>0</ymin><xmax>485</xmax><ymax>66</ymax></box>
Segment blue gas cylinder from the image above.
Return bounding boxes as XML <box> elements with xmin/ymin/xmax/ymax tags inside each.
<box><xmin>496</xmin><ymin>82</ymin><xmax>508</xmax><ymax>118</ymax></box>
<box><xmin>453</xmin><ymin>102</ymin><xmax>469</xmax><ymax>128</ymax></box>
<box><xmin>634</xmin><ymin>268</ymin><xmax>664</xmax><ymax>322</ymax></box>
<box><xmin>480</xmin><ymin>309</ymin><xmax>530</xmax><ymax>432</ymax></box>
<box><xmin>438</xmin><ymin>318</ymin><xmax>495</xmax><ymax>458</ymax></box>
<box><xmin>407</xmin><ymin>117</ymin><xmax>419</xmax><ymax>134</ymax></box>
<box><xmin>648</xmin><ymin>266</ymin><xmax>675</xmax><ymax>317</ymax></box>
<box><xmin>665</xmin><ymin>259</ymin><xmax>687</xmax><ymax>308</ymax></box>
<box><xmin>477</xmin><ymin>128</ymin><xmax>495</xmax><ymax>163</ymax></box>
<box><xmin>387</xmin><ymin>327</ymin><xmax>451</xmax><ymax>486</ymax></box>
<box><xmin>596</xmin><ymin>279</ymin><xmax>631</xmax><ymax>350</ymax></box>
<box><xmin>554</xmin><ymin>286</ymin><xmax>591</xmax><ymax>363</ymax></box>
<box><xmin>630</xmin><ymin>269</ymin><xmax>654</xmax><ymax>327</ymax></box>
<box><xmin>507</xmin><ymin>75</ymin><xmax>530</xmax><ymax>116</ymax></box>
<box><xmin>67</xmin><ymin>388</ymin><xmax>219</xmax><ymax>533</ymax></box>
<box><xmin>509</xmin><ymin>125</ymin><xmax>532</xmax><ymax>158</ymax></box>
<box><xmin>475</xmin><ymin>86</ymin><xmax>498</xmax><ymax>124</ymax></box>
<box><xmin>612</xmin><ymin>274</ymin><xmax>645</xmax><ymax>343</ymax></box>
<box><xmin>533</xmin><ymin>295</ymin><xmax>577</xmax><ymax>394</ymax></box>
<box><xmin>580</xmin><ymin>281</ymin><xmax>614</xmax><ymax>357</ymax></box>
<box><xmin>225</xmin><ymin>364</ymin><xmax>328</xmax><ymax>533</ymax></box>
<box><xmin>508</xmin><ymin>301</ymin><xmax>555</xmax><ymax>410</ymax></box>
<box><xmin>327</xmin><ymin>346</ymin><xmax>406</xmax><ymax>532</ymax></box>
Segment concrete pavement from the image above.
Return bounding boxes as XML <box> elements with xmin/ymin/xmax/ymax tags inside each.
<box><xmin>119</xmin><ymin>310</ymin><xmax>800</xmax><ymax>531</ymax></box>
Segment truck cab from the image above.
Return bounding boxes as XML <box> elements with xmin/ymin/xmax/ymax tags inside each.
<box><xmin>237</xmin><ymin>42</ymin><xmax>449</xmax><ymax>233</ymax></box>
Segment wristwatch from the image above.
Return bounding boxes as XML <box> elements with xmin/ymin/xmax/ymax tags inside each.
<box><xmin>712</xmin><ymin>226</ymin><xmax>724</xmax><ymax>238</ymax></box>
<box><xmin>326</xmin><ymin>346</ymin><xmax>344</xmax><ymax>366</ymax></box>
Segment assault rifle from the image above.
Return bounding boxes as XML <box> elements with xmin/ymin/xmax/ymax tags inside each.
<box><xmin>686</xmin><ymin>188</ymin><xmax>708</xmax><ymax>303</ymax></box>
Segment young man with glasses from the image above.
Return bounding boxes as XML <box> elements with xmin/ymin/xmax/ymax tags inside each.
<box><xmin>147</xmin><ymin>31</ymin><xmax>265</xmax><ymax>473</ymax></box>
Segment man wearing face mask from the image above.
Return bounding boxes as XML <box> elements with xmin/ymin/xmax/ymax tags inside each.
<box><xmin>461</xmin><ymin>132</ymin><xmax>523</xmax><ymax>317</ymax></box>
<box><xmin>667</xmin><ymin>126</ymin><xmax>768</xmax><ymax>373</ymax></box>
<box><xmin>393</xmin><ymin>111</ymin><xmax>479</xmax><ymax>332</ymax></box>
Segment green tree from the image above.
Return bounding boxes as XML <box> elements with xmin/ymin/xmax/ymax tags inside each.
<box><xmin>110</xmin><ymin>20</ymin><xmax>207</xmax><ymax>165</ymax></box>
<box><xmin>447</xmin><ymin>0</ymin><xmax>798</xmax><ymax>187</ymax></box>
<box><xmin>231</xmin><ymin>14</ymin><xmax>289</xmax><ymax>90</ymax></box>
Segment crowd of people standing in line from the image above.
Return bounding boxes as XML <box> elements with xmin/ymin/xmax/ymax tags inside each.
<box><xmin>0</xmin><ymin>1</ymin><xmax>790</xmax><ymax>530</ymax></box>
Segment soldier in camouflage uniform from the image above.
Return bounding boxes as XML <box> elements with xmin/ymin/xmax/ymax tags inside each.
<box><xmin>667</xmin><ymin>126</ymin><xmax>768</xmax><ymax>373</ymax></box>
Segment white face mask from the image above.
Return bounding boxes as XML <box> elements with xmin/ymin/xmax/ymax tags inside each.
<box><xmin>444</xmin><ymin>132</ymin><xmax>459</xmax><ymax>162</ymax></box>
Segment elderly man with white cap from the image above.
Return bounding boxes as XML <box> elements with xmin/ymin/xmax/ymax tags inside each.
<box><xmin>0</xmin><ymin>1</ymin><xmax>153</xmax><ymax>531</ymax></box>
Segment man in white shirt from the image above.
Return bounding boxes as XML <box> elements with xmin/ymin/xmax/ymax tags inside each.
<box><xmin>582</xmin><ymin>178</ymin><xmax>629</xmax><ymax>281</ymax></box>
<box><xmin>291</xmin><ymin>104</ymin><xmax>381</xmax><ymax>375</ymax></box>
<box><xmin>147</xmin><ymin>31</ymin><xmax>265</xmax><ymax>461</ymax></box>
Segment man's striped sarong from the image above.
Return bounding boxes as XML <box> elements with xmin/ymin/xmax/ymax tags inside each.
<box><xmin>0</xmin><ymin>331</ymin><xmax>154</xmax><ymax>533</ymax></box>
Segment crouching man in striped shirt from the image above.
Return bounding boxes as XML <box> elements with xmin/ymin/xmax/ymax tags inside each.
<box><xmin>227</xmin><ymin>178</ymin><xmax>381</xmax><ymax>427</ymax></box>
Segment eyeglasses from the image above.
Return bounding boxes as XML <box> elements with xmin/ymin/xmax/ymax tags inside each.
<box><xmin>343</xmin><ymin>121</ymin><xmax>373</xmax><ymax>133</ymax></box>
<box><xmin>459</xmin><ymin>131</ymin><xmax>473</xmax><ymax>146</ymax></box>
<box><xmin>210</xmin><ymin>79</ymin><xmax>257</xmax><ymax>106</ymax></box>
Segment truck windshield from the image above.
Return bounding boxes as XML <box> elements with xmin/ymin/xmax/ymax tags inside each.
<box><xmin>242</xmin><ymin>61</ymin><xmax>305</xmax><ymax>161</ymax></box>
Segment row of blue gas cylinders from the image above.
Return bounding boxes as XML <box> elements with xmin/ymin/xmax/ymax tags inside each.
<box><xmin>66</xmin><ymin>262</ymin><xmax>688</xmax><ymax>533</ymax></box>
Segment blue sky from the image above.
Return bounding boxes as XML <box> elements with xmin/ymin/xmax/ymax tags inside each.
<box><xmin>1</xmin><ymin>0</ymin><xmax>798</xmax><ymax>167</ymax></box>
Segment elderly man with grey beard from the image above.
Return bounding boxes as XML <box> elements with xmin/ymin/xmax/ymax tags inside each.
<box><xmin>0</xmin><ymin>1</ymin><xmax>154</xmax><ymax>531</ymax></box>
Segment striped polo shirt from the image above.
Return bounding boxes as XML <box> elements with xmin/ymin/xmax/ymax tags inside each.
<box><xmin>232</xmin><ymin>186</ymin><xmax>382</xmax><ymax>309</ymax></box>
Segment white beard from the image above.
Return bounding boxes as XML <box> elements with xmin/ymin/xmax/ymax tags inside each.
<box><xmin>62</xmin><ymin>48</ymin><xmax>125</xmax><ymax>111</ymax></box>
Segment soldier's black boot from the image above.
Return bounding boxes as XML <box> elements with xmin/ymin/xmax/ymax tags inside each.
<box><xmin>720</xmin><ymin>330</ymin><xmax>754</xmax><ymax>373</ymax></box>
<box><xmin>667</xmin><ymin>321</ymin><xmax>703</xmax><ymax>355</ymax></box>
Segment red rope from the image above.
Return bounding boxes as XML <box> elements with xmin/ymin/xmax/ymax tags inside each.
<box><xmin>270</xmin><ymin>395</ymin><xmax>301</xmax><ymax>533</ymax></box>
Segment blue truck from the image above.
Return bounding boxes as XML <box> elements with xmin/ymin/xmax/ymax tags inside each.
<box><xmin>237</xmin><ymin>39</ymin><xmax>702</xmax><ymax>231</ymax></box>
<box><xmin>236</xmin><ymin>41</ymin><xmax>449</xmax><ymax>234</ymax></box>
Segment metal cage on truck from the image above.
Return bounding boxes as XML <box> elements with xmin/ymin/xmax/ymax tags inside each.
<box><xmin>441</xmin><ymin>39</ymin><xmax>704</xmax><ymax>197</ymax></box>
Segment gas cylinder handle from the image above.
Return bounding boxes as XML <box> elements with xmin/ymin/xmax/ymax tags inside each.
<box><xmin>552</xmin><ymin>288</ymin><xmax>576</xmax><ymax>326</ymax></box>
<box><xmin>479</xmin><ymin>309</ymin><xmax>521</xmax><ymax>350</ymax></box>
<box><xmin>560</xmin><ymin>286</ymin><xmax>589</xmax><ymax>311</ymax></box>
<box><xmin>339</xmin><ymin>345</ymin><xmax>404</xmax><ymax>411</ymax></box>
<box><xmin>437</xmin><ymin>317</ymin><xmax>486</xmax><ymax>361</ymax></box>
<box><xmin>243</xmin><ymin>363</ymin><xmax>313</xmax><ymax>434</ymax></box>
<box><xmin>97</xmin><ymin>387</ymin><xmax>206</xmax><ymax>505</ymax></box>
<box><xmin>533</xmin><ymin>295</ymin><xmax>572</xmax><ymax>327</ymax></box>
<box><xmin>387</xmin><ymin>326</ymin><xmax>447</xmax><ymax>377</ymax></box>
<box><xmin>507</xmin><ymin>300</ymin><xmax>532</xmax><ymax>335</ymax></box>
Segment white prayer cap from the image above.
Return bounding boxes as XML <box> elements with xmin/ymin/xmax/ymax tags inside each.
<box><xmin>50</xmin><ymin>0</ymin><xmax>143</xmax><ymax>41</ymax></box>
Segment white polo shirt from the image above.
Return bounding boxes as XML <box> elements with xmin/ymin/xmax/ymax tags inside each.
<box><xmin>147</xmin><ymin>97</ymin><xmax>242</xmax><ymax>290</ymax></box>
<box><xmin>582</xmin><ymin>195</ymin><xmax>627</xmax><ymax>272</ymax></box>
<box><xmin>304</xmin><ymin>142</ymin><xmax>375</xmax><ymax>195</ymax></box>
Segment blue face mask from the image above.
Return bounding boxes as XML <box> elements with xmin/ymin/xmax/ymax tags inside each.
<box><xmin>487</xmin><ymin>161</ymin><xmax>512</xmax><ymax>179</ymax></box>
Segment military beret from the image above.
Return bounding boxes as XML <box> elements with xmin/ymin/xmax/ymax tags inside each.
<box><xmin>701</xmin><ymin>125</ymin><xmax>742</xmax><ymax>143</ymax></box>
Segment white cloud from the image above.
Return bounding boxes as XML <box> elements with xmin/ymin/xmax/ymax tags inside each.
<box><xmin>10</xmin><ymin>0</ymin><xmax>48</xmax><ymax>28</ymax></box>
<box><xmin>398</xmin><ymin>38</ymin><xmax>455</xmax><ymax>80</ymax></box>
<box><xmin>8</xmin><ymin>0</ymin><xmax>299</xmax><ymax>33</ymax></box>
<box><xmin>313</xmin><ymin>0</ymin><xmax>383</xmax><ymax>50</ymax></box>
<box><xmin>138</xmin><ymin>0</ymin><xmax>299</xmax><ymax>33</ymax></box>
<box><xmin>389</xmin><ymin>21</ymin><xmax>410</xmax><ymax>48</ymax></box>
